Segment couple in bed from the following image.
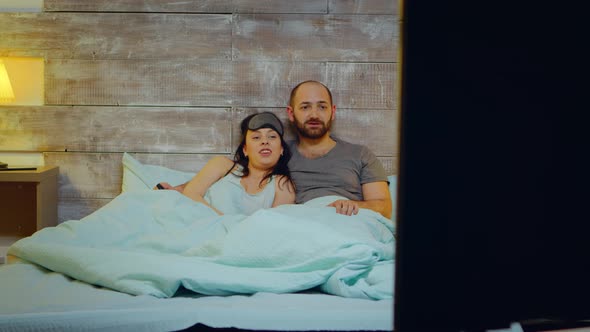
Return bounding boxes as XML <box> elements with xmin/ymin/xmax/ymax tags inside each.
<box><xmin>156</xmin><ymin>80</ymin><xmax>392</xmax><ymax>220</ymax></box>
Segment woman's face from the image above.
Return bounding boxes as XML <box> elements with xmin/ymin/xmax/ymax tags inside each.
<box><xmin>243</xmin><ymin>128</ymin><xmax>284</xmax><ymax>171</ymax></box>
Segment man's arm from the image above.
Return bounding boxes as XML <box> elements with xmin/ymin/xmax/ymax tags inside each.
<box><xmin>358</xmin><ymin>181</ymin><xmax>392</xmax><ymax>219</ymax></box>
<box><xmin>328</xmin><ymin>181</ymin><xmax>392</xmax><ymax>219</ymax></box>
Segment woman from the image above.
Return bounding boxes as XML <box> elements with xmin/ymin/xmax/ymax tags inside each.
<box><xmin>157</xmin><ymin>112</ymin><xmax>295</xmax><ymax>215</ymax></box>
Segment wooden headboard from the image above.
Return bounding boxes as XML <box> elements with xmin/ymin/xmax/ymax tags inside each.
<box><xmin>0</xmin><ymin>0</ymin><xmax>400</xmax><ymax>222</ymax></box>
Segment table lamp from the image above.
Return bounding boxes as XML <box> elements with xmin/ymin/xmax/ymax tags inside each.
<box><xmin>0</xmin><ymin>59</ymin><xmax>15</xmax><ymax>168</ymax></box>
<box><xmin>0</xmin><ymin>59</ymin><xmax>15</xmax><ymax>103</ymax></box>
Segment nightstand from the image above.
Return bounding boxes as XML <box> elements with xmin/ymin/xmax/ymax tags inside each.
<box><xmin>0</xmin><ymin>166</ymin><xmax>59</xmax><ymax>264</ymax></box>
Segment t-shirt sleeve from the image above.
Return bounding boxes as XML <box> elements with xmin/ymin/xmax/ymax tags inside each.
<box><xmin>360</xmin><ymin>146</ymin><xmax>389</xmax><ymax>184</ymax></box>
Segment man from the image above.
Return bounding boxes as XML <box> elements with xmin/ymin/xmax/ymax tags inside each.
<box><xmin>286</xmin><ymin>80</ymin><xmax>392</xmax><ymax>219</ymax></box>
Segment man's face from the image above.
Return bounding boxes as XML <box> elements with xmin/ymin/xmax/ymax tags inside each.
<box><xmin>288</xmin><ymin>83</ymin><xmax>335</xmax><ymax>139</ymax></box>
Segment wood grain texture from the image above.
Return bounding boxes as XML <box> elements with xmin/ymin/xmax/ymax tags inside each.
<box><xmin>58</xmin><ymin>198</ymin><xmax>111</xmax><ymax>223</ymax></box>
<box><xmin>233</xmin><ymin>108</ymin><xmax>397</xmax><ymax>156</ymax></box>
<box><xmin>329</xmin><ymin>0</ymin><xmax>398</xmax><ymax>15</ymax></box>
<box><xmin>230</xmin><ymin>1</ymin><xmax>328</xmax><ymax>14</ymax></box>
<box><xmin>45</xmin><ymin>60</ymin><xmax>235</xmax><ymax>106</ymax></box>
<box><xmin>45</xmin><ymin>152</ymin><xmax>123</xmax><ymax>199</ymax></box>
<box><xmin>232</xmin><ymin>62</ymin><xmax>326</xmax><ymax>108</ymax></box>
<box><xmin>44</xmin><ymin>0</ymin><xmax>329</xmax><ymax>14</ymax></box>
<box><xmin>327</xmin><ymin>62</ymin><xmax>397</xmax><ymax>109</ymax></box>
<box><xmin>0</xmin><ymin>12</ymin><xmax>231</xmax><ymax>60</ymax></box>
<box><xmin>45</xmin><ymin>60</ymin><xmax>321</xmax><ymax>107</ymax></box>
<box><xmin>233</xmin><ymin>14</ymin><xmax>397</xmax><ymax>62</ymax></box>
<box><xmin>0</xmin><ymin>106</ymin><xmax>232</xmax><ymax>153</ymax></box>
<box><xmin>378</xmin><ymin>156</ymin><xmax>398</xmax><ymax>176</ymax></box>
<box><xmin>44</xmin><ymin>60</ymin><xmax>393</xmax><ymax>109</ymax></box>
<box><xmin>127</xmin><ymin>153</ymin><xmax>223</xmax><ymax>174</ymax></box>
<box><xmin>2</xmin><ymin>0</ymin><xmax>400</xmax><ymax>221</ymax></box>
<box><xmin>44</xmin><ymin>0</ymin><xmax>235</xmax><ymax>12</ymax></box>
<box><xmin>44</xmin><ymin>152</ymin><xmax>225</xmax><ymax>199</ymax></box>
<box><xmin>330</xmin><ymin>108</ymin><xmax>397</xmax><ymax>156</ymax></box>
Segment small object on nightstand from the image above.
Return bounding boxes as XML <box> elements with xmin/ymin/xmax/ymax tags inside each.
<box><xmin>0</xmin><ymin>161</ymin><xmax>7</xmax><ymax>168</ymax></box>
<box><xmin>0</xmin><ymin>166</ymin><xmax>38</xmax><ymax>171</ymax></box>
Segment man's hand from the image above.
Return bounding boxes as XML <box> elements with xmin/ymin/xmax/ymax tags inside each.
<box><xmin>327</xmin><ymin>180</ymin><xmax>393</xmax><ymax>219</ymax></box>
<box><xmin>153</xmin><ymin>182</ymin><xmax>184</xmax><ymax>193</ymax></box>
<box><xmin>328</xmin><ymin>199</ymin><xmax>360</xmax><ymax>216</ymax></box>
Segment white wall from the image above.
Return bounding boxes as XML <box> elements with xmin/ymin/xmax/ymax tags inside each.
<box><xmin>0</xmin><ymin>152</ymin><xmax>44</xmax><ymax>166</ymax></box>
<box><xmin>0</xmin><ymin>0</ymin><xmax>43</xmax><ymax>12</ymax></box>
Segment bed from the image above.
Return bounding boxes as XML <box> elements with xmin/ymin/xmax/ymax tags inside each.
<box><xmin>0</xmin><ymin>153</ymin><xmax>396</xmax><ymax>332</ymax></box>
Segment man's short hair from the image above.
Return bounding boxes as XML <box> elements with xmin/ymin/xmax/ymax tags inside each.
<box><xmin>289</xmin><ymin>80</ymin><xmax>333</xmax><ymax>108</ymax></box>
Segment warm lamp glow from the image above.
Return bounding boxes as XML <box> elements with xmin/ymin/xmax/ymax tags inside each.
<box><xmin>0</xmin><ymin>59</ymin><xmax>15</xmax><ymax>103</ymax></box>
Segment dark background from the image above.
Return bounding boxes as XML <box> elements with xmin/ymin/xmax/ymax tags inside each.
<box><xmin>395</xmin><ymin>0</ymin><xmax>589</xmax><ymax>331</ymax></box>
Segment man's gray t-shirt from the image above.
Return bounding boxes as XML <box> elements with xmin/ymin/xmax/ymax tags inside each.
<box><xmin>287</xmin><ymin>137</ymin><xmax>388</xmax><ymax>204</ymax></box>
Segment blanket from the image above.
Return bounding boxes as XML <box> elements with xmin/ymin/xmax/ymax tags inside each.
<box><xmin>8</xmin><ymin>191</ymin><xmax>395</xmax><ymax>300</ymax></box>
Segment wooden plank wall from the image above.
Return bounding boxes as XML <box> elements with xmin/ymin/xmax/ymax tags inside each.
<box><xmin>0</xmin><ymin>0</ymin><xmax>399</xmax><ymax>222</ymax></box>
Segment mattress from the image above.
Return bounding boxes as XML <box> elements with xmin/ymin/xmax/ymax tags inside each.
<box><xmin>1</xmin><ymin>157</ymin><xmax>396</xmax><ymax>331</ymax></box>
<box><xmin>0</xmin><ymin>261</ymin><xmax>393</xmax><ymax>332</ymax></box>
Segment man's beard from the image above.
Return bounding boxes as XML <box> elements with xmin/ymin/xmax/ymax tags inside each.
<box><xmin>294</xmin><ymin>117</ymin><xmax>332</xmax><ymax>139</ymax></box>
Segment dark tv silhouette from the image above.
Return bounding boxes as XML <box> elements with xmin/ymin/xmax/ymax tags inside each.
<box><xmin>394</xmin><ymin>1</ymin><xmax>589</xmax><ymax>331</ymax></box>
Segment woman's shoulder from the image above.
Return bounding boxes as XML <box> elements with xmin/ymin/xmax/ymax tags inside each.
<box><xmin>202</xmin><ymin>156</ymin><xmax>235</xmax><ymax>177</ymax></box>
<box><xmin>274</xmin><ymin>174</ymin><xmax>295</xmax><ymax>191</ymax></box>
<box><xmin>207</xmin><ymin>156</ymin><xmax>234</xmax><ymax>168</ymax></box>
<box><xmin>271</xmin><ymin>174</ymin><xmax>296</xmax><ymax>205</ymax></box>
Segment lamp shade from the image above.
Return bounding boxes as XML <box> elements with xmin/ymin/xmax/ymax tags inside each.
<box><xmin>0</xmin><ymin>59</ymin><xmax>15</xmax><ymax>103</ymax></box>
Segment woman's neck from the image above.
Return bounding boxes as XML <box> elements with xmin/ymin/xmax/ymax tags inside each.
<box><xmin>241</xmin><ymin>165</ymin><xmax>272</xmax><ymax>194</ymax></box>
<box><xmin>247</xmin><ymin>166</ymin><xmax>271</xmax><ymax>180</ymax></box>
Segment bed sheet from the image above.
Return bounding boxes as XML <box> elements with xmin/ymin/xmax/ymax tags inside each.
<box><xmin>0</xmin><ymin>261</ymin><xmax>393</xmax><ymax>332</ymax></box>
<box><xmin>8</xmin><ymin>190</ymin><xmax>394</xmax><ymax>300</ymax></box>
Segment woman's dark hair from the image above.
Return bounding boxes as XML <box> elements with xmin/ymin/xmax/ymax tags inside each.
<box><xmin>227</xmin><ymin>112</ymin><xmax>294</xmax><ymax>191</ymax></box>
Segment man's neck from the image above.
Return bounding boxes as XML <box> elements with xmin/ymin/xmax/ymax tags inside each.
<box><xmin>296</xmin><ymin>134</ymin><xmax>337</xmax><ymax>159</ymax></box>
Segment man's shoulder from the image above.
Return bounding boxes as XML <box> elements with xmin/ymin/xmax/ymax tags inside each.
<box><xmin>333</xmin><ymin>137</ymin><xmax>371</xmax><ymax>153</ymax></box>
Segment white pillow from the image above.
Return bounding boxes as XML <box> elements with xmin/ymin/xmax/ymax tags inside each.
<box><xmin>388</xmin><ymin>175</ymin><xmax>397</xmax><ymax>224</ymax></box>
<box><xmin>121</xmin><ymin>153</ymin><xmax>195</xmax><ymax>192</ymax></box>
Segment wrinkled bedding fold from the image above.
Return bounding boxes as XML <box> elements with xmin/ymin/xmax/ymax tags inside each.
<box><xmin>9</xmin><ymin>190</ymin><xmax>394</xmax><ymax>300</ymax></box>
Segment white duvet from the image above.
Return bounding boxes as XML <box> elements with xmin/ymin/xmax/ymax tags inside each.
<box><xmin>8</xmin><ymin>190</ymin><xmax>394</xmax><ymax>300</ymax></box>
